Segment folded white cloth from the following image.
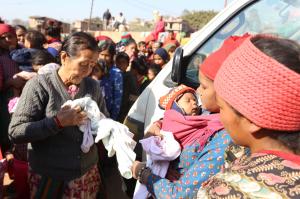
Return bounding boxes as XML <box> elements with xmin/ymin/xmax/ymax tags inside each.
<box><xmin>133</xmin><ymin>131</ymin><xmax>181</xmax><ymax>199</ymax></box>
<box><xmin>95</xmin><ymin>118</ymin><xmax>136</xmax><ymax>179</ymax></box>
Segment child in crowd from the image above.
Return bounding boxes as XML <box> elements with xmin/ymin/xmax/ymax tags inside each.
<box><xmin>147</xmin><ymin>41</ymin><xmax>162</xmax><ymax>62</ymax></box>
<box><xmin>31</xmin><ymin>49</ymin><xmax>57</xmax><ymax>72</ymax></box>
<box><xmin>115</xmin><ymin>52</ymin><xmax>138</xmax><ymax>122</ymax></box>
<box><xmin>124</xmin><ymin>38</ymin><xmax>137</xmax><ymax>63</ymax></box>
<box><xmin>152</xmin><ymin>41</ymin><xmax>162</xmax><ymax>54</ymax></box>
<box><xmin>10</xmin><ymin>30</ymin><xmax>46</xmax><ymax>72</ymax></box>
<box><xmin>164</xmin><ymin>43</ymin><xmax>176</xmax><ymax>59</ymax></box>
<box><xmin>90</xmin><ymin>60</ymin><xmax>107</xmax><ymax>83</ymax></box>
<box><xmin>14</xmin><ymin>25</ymin><xmax>27</xmax><ymax>47</ymax></box>
<box><xmin>147</xmin><ymin>63</ymin><xmax>161</xmax><ymax>81</ymax></box>
<box><xmin>137</xmin><ymin>41</ymin><xmax>147</xmax><ymax>58</ymax></box>
<box><xmin>99</xmin><ymin>41</ymin><xmax>123</xmax><ymax>120</ymax></box>
<box><xmin>153</xmin><ymin>48</ymin><xmax>169</xmax><ymax>68</ymax></box>
<box><xmin>130</xmin><ymin>58</ymin><xmax>149</xmax><ymax>94</ymax></box>
<box><xmin>45</xmin><ymin>20</ymin><xmax>62</xmax><ymax>58</ymax></box>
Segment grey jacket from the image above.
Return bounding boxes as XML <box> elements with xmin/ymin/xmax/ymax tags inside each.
<box><xmin>9</xmin><ymin>70</ymin><xmax>109</xmax><ymax>180</ymax></box>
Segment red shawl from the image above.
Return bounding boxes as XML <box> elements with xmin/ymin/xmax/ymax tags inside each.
<box><xmin>162</xmin><ymin>110</ymin><xmax>224</xmax><ymax>149</ymax></box>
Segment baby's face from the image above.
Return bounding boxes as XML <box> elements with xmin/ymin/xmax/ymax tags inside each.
<box><xmin>177</xmin><ymin>92</ymin><xmax>199</xmax><ymax>116</ymax></box>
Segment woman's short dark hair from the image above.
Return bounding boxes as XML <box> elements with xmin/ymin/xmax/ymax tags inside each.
<box><xmin>31</xmin><ymin>50</ymin><xmax>57</xmax><ymax>66</ymax></box>
<box><xmin>61</xmin><ymin>32</ymin><xmax>99</xmax><ymax>58</ymax></box>
<box><xmin>251</xmin><ymin>36</ymin><xmax>300</xmax><ymax>153</ymax></box>
<box><xmin>25</xmin><ymin>30</ymin><xmax>46</xmax><ymax>49</ymax></box>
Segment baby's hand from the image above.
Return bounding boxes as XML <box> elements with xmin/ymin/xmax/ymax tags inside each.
<box><xmin>144</xmin><ymin>122</ymin><xmax>163</xmax><ymax>139</ymax></box>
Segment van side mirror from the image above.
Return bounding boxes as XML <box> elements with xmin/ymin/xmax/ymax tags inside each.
<box><xmin>171</xmin><ymin>47</ymin><xmax>184</xmax><ymax>84</ymax></box>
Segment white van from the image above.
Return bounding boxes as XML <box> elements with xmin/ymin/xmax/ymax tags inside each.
<box><xmin>124</xmin><ymin>0</ymin><xmax>300</xmax><ymax>158</ymax></box>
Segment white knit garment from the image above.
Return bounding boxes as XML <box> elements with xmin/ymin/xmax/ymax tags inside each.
<box><xmin>95</xmin><ymin>118</ymin><xmax>136</xmax><ymax>179</ymax></box>
<box><xmin>133</xmin><ymin>131</ymin><xmax>181</xmax><ymax>199</ymax></box>
<box><xmin>62</xmin><ymin>96</ymin><xmax>137</xmax><ymax>179</ymax></box>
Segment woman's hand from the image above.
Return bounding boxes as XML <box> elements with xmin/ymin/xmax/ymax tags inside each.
<box><xmin>56</xmin><ymin>105</ymin><xmax>88</xmax><ymax>127</ymax></box>
<box><xmin>132</xmin><ymin>160</ymin><xmax>145</xmax><ymax>179</ymax></box>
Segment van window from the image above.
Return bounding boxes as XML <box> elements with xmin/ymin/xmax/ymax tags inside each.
<box><xmin>185</xmin><ymin>0</ymin><xmax>300</xmax><ymax>85</ymax></box>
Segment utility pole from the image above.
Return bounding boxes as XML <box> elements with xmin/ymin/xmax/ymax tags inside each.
<box><xmin>224</xmin><ymin>0</ymin><xmax>228</xmax><ymax>8</ymax></box>
<box><xmin>88</xmin><ymin>0</ymin><xmax>94</xmax><ymax>31</ymax></box>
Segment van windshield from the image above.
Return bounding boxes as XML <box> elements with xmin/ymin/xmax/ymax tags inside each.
<box><xmin>186</xmin><ymin>0</ymin><xmax>300</xmax><ymax>85</ymax></box>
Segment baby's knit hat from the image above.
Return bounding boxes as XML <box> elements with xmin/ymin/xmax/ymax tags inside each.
<box><xmin>159</xmin><ymin>84</ymin><xmax>196</xmax><ymax>110</ymax></box>
<box><xmin>200</xmin><ymin>33</ymin><xmax>250</xmax><ymax>80</ymax></box>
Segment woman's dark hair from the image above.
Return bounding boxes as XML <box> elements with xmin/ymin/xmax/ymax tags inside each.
<box><xmin>15</xmin><ymin>25</ymin><xmax>27</xmax><ymax>32</ymax></box>
<box><xmin>251</xmin><ymin>36</ymin><xmax>300</xmax><ymax>154</ymax></box>
<box><xmin>116</xmin><ymin>52</ymin><xmax>129</xmax><ymax>64</ymax></box>
<box><xmin>99</xmin><ymin>41</ymin><xmax>116</xmax><ymax>56</ymax></box>
<box><xmin>25</xmin><ymin>30</ymin><xmax>46</xmax><ymax>49</ymax></box>
<box><xmin>148</xmin><ymin>63</ymin><xmax>161</xmax><ymax>76</ymax></box>
<box><xmin>61</xmin><ymin>32</ymin><xmax>99</xmax><ymax>58</ymax></box>
<box><xmin>131</xmin><ymin>57</ymin><xmax>148</xmax><ymax>76</ymax></box>
<box><xmin>251</xmin><ymin>36</ymin><xmax>300</xmax><ymax>73</ymax></box>
<box><xmin>31</xmin><ymin>50</ymin><xmax>57</xmax><ymax>66</ymax></box>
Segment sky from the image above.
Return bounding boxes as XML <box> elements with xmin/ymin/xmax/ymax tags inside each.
<box><xmin>0</xmin><ymin>0</ymin><xmax>229</xmax><ymax>23</ymax></box>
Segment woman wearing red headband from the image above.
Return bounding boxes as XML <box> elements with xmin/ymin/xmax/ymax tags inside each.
<box><xmin>197</xmin><ymin>35</ymin><xmax>300</xmax><ymax>198</ymax></box>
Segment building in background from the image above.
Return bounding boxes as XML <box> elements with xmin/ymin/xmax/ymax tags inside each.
<box><xmin>28</xmin><ymin>16</ymin><xmax>70</xmax><ymax>33</ymax></box>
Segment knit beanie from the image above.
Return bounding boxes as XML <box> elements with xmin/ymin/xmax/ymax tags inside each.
<box><xmin>121</xmin><ymin>32</ymin><xmax>132</xmax><ymax>43</ymax></box>
<box><xmin>154</xmin><ymin>48</ymin><xmax>169</xmax><ymax>62</ymax></box>
<box><xmin>0</xmin><ymin>24</ymin><xmax>16</xmax><ymax>36</ymax></box>
<box><xmin>200</xmin><ymin>33</ymin><xmax>250</xmax><ymax>80</ymax></box>
<box><xmin>159</xmin><ymin>84</ymin><xmax>196</xmax><ymax>110</ymax></box>
<box><xmin>96</xmin><ymin>35</ymin><xmax>114</xmax><ymax>47</ymax></box>
<box><xmin>214</xmin><ymin>35</ymin><xmax>300</xmax><ymax>131</ymax></box>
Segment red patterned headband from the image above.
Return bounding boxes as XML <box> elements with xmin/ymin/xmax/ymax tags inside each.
<box><xmin>214</xmin><ymin>35</ymin><xmax>300</xmax><ymax>131</ymax></box>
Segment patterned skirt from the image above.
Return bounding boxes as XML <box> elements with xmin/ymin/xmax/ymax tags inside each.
<box><xmin>29</xmin><ymin>165</ymin><xmax>103</xmax><ymax>199</ymax></box>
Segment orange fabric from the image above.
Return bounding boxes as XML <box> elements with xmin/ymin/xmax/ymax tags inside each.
<box><xmin>200</xmin><ymin>33</ymin><xmax>250</xmax><ymax>80</ymax></box>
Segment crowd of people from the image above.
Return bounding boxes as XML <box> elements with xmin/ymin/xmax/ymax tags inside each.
<box><xmin>0</xmin><ymin>16</ymin><xmax>300</xmax><ymax>199</ymax></box>
<box><xmin>0</xmin><ymin>18</ymin><xmax>182</xmax><ymax>198</ymax></box>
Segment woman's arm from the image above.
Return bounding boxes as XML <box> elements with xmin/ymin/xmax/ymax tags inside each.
<box><xmin>8</xmin><ymin>78</ymin><xmax>62</xmax><ymax>144</ymax></box>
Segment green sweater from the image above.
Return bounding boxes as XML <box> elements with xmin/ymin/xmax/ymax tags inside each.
<box><xmin>9</xmin><ymin>70</ymin><xmax>109</xmax><ymax>180</ymax></box>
